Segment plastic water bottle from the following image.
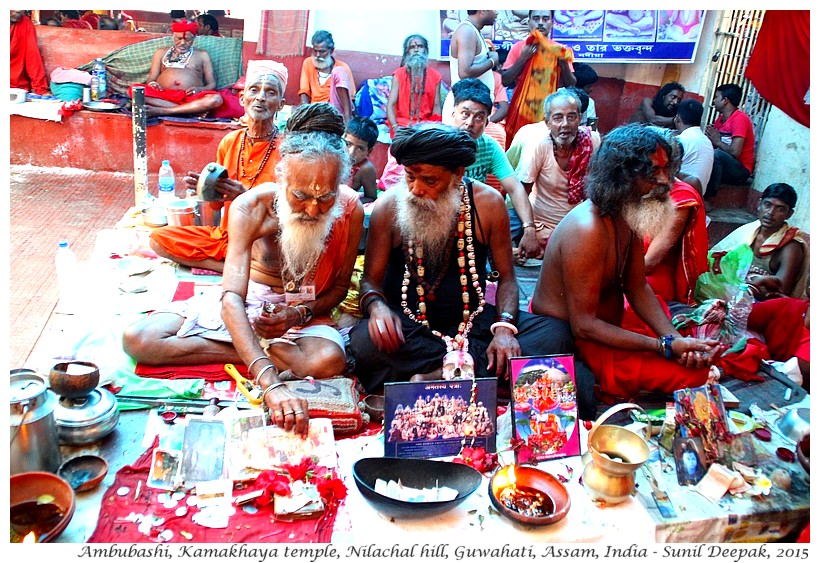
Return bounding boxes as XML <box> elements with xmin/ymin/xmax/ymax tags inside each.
<box><xmin>90</xmin><ymin>72</ymin><xmax>100</xmax><ymax>102</ymax></box>
<box><xmin>92</xmin><ymin>58</ymin><xmax>107</xmax><ymax>100</ymax></box>
<box><xmin>157</xmin><ymin>160</ymin><xmax>176</xmax><ymax>202</ymax></box>
<box><xmin>55</xmin><ymin>240</ymin><xmax>80</xmax><ymax>314</ymax></box>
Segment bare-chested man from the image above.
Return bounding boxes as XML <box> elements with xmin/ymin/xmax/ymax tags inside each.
<box><xmin>531</xmin><ymin>124</ymin><xmax>723</xmax><ymax>403</ymax></box>
<box><xmin>130</xmin><ymin>21</ymin><xmax>223</xmax><ymax>117</ymax></box>
<box><xmin>123</xmin><ymin>104</ymin><xmax>364</xmax><ymax>434</ymax></box>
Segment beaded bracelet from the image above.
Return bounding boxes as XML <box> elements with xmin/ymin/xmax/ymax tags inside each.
<box><xmin>490</xmin><ymin>321</ymin><xmax>519</xmax><ymax>336</ymax></box>
<box><xmin>253</xmin><ymin>363</ymin><xmax>277</xmax><ymax>386</ymax></box>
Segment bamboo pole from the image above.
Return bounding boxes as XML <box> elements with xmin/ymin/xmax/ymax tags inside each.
<box><xmin>132</xmin><ymin>86</ymin><xmax>148</xmax><ymax>207</ymax></box>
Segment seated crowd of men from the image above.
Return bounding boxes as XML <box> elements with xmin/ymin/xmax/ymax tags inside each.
<box><xmin>121</xmin><ymin>17</ymin><xmax>808</xmax><ymax>435</ymax></box>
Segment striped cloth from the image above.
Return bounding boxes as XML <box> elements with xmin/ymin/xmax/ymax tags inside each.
<box><xmin>78</xmin><ymin>35</ymin><xmax>243</xmax><ymax>96</ymax></box>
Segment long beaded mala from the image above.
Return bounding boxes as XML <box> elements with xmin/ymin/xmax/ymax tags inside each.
<box><xmin>237</xmin><ymin>128</ymin><xmax>277</xmax><ymax>189</ymax></box>
<box><xmin>400</xmin><ymin>183</ymin><xmax>485</xmax><ymax>354</ymax></box>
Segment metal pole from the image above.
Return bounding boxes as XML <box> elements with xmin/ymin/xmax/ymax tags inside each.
<box><xmin>132</xmin><ymin>86</ymin><xmax>148</xmax><ymax>207</ymax></box>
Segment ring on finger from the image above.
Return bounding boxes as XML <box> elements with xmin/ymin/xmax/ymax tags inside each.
<box><xmin>294</xmin><ymin>410</ymin><xmax>304</xmax><ymax>415</ymax></box>
<box><xmin>284</xmin><ymin>410</ymin><xmax>294</xmax><ymax>416</ymax></box>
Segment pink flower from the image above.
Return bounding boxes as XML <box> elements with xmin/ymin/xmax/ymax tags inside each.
<box><xmin>453</xmin><ymin>446</ymin><xmax>498</xmax><ymax>473</ymax></box>
<box><xmin>284</xmin><ymin>457</ymin><xmax>317</xmax><ymax>482</ymax></box>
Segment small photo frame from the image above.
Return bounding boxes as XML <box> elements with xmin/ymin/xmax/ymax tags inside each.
<box><xmin>509</xmin><ymin>355</ymin><xmax>581</xmax><ymax>462</ymax></box>
<box><xmin>181</xmin><ymin>416</ymin><xmax>227</xmax><ymax>485</ymax></box>
<box><xmin>147</xmin><ymin>448</ymin><xmax>182</xmax><ymax>490</ymax></box>
<box><xmin>674</xmin><ymin>436</ymin><xmax>708</xmax><ymax>486</ymax></box>
<box><xmin>224</xmin><ymin>410</ymin><xmax>267</xmax><ymax>481</ymax></box>
<box><xmin>383</xmin><ymin>378</ymin><xmax>497</xmax><ymax>459</ymax></box>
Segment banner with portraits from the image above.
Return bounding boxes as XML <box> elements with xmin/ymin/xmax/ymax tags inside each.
<box><xmin>439</xmin><ymin>10</ymin><xmax>705</xmax><ymax>63</ymax></box>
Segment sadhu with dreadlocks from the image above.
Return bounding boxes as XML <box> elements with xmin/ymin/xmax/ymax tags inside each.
<box><xmin>124</xmin><ymin>103</ymin><xmax>364</xmax><ymax>437</ymax></box>
<box><xmin>349</xmin><ymin>123</ymin><xmax>572</xmax><ymax>396</ymax></box>
<box><xmin>386</xmin><ymin>34</ymin><xmax>444</xmax><ymax>135</ymax></box>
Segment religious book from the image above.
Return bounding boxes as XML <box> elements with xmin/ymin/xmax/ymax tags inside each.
<box><xmin>508</xmin><ymin>355</ymin><xmax>582</xmax><ymax>463</ymax></box>
<box><xmin>383</xmin><ymin>378</ymin><xmax>497</xmax><ymax>459</ymax></box>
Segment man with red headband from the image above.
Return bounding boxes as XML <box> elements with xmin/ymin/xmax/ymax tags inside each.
<box><xmin>129</xmin><ymin>21</ymin><xmax>223</xmax><ymax>117</ymax></box>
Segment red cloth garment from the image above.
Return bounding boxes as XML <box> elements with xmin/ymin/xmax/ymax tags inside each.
<box><xmin>579</xmin><ymin>301</ymin><xmax>709</xmax><ymax>400</ymax></box>
<box><xmin>9</xmin><ymin>15</ymin><xmax>49</xmax><ymax>95</ymax></box>
<box><xmin>747</xmin><ymin>297</ymin><xmax>810</xmax><ymax>362</ymax></box>
<box><xmin>81</xmin><ymin>13</ymin><xmax>100</xmax><ymax>29</ymax></box>
<box><xmin>211</xmin><ymin>88</ymin><xmax>245</xmax><ymax>119</ymax></box>
<box><xmin>565</xmin><ymin>128</ymin><xmax>594</xmax><ymax>204</ymax></box>
<box><xmin>717</xmin><ymin>337</ymin><xmax>768</xmax><ymax>382</ymax></box>
<box><xmin>128</xmin><ymin>84</ymin><xmax>220</xmax><ymax>104</ymax></box>
<box><xmin>171</xmin><ymin>21</ymin><xmax>198</xmax><ymax>35</ymax></box>
<box><xmin>744</xmin><ymin>11</ymin><xmax>809</xmax><ymax>128</ymax></box>
<box><xmin>134</xmin><ymin>362</ymin><xmax>241</xmax><ymax>381</ymax></box>
<box><xmin>61</xmin><ymin>19</ymin><xmax>93</xmax><ymax>29</ymax></box>
<box><xmin>87</xmin><ymin>439</ymin><xmax>338</xmax><ymax>543</ymax></box>
<box><xmin>392</xmin><ymin>65</ymin><xmax>442</xmax><ymax>127</ymax></box>
<box><xmin>644</xmin><ymin>180</ymin><xmax>709</xmax><ymax>305</ymax></box>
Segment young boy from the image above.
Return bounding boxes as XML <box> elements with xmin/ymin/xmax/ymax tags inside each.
<box><xmin>343</xmin><ymin>117</ymin><xmax>380</xmax><ymax>203</ymax></box>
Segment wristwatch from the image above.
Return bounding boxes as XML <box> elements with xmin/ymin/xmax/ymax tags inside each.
<box><xmin>661</xmin><ymin>335</ymin><xmax>676</xmax><ymax>360</ymax></box>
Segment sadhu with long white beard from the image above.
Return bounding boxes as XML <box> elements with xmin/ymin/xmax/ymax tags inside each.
<box><xmin>349</xmin><ymin>123</ymin><xmax>572</xmax><ymax>397</ymax></box>
<box><xmin>531</xmin><ymin>123</ymin><xmax>725</xmax><ymax>405</ymax></box>
<box><xmin>123</xmin><ymin>104</ymin><xmax>364</xmax><ymax>435</ymax></box>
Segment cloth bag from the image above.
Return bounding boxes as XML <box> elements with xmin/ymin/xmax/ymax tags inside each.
<box><xmin>284</xmin><ymin>377</ymin><xmax>363</xmax><ymax>436</ymax></box>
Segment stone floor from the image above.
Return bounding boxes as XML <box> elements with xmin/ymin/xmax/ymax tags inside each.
<box><xmin>9</xmin><ymin>165</ymin><xmax>140</xmax><ymax>369</ymax></box>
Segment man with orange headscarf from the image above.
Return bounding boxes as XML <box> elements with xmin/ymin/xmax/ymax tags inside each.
<box><xmin>149</xmin><ymin>60</ymin><xmax>289</xmax><ymax>272</ymax></box>
<box><xmin>501</xmin><ymin>10</ymin><xmax>575</xmax><ymax>146</ymax></box>
<box><xmin>128</xmin><ymin>21</ymin><xmax>223</xmax><ymax>117</ymax></box>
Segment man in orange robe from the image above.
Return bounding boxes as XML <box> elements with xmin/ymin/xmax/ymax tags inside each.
<box><xmin>149</xmin><ymin>60</ymin><xmax>288</xmax><ymax>271</ymax></box>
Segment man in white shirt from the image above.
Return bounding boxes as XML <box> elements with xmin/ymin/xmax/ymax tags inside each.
<box><xmin>674</xmin><ymin>99</ymin><xmax>713</xmax><ymax>195</ymax></box>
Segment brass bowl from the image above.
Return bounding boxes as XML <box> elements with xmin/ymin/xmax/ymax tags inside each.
<box><xmin>49</xmin><ymin>361</ymin><xmax>100</xmax><ymax>399</ymax></box>
<box><xmin>362</xmin><ymin>394</ymin><xmax>385</xmax><ymax>423</ymax></box>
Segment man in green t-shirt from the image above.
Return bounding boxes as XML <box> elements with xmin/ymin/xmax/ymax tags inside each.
<box><xmin>451</xmin><ymin>78</ymin><xmax>539</xmax><ymax>262</ymax></box>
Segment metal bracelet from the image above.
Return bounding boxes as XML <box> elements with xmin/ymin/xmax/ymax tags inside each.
<box><xmin>253</xmin><ymin>363</ymin><xmax>277</xmax><ymax>387</ymax></box>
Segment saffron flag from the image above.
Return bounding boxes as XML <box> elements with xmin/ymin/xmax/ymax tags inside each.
<box><xmin>744</xmin><ymin>11</ymin><xmax>809</xmax><ymax>127</ymax></box>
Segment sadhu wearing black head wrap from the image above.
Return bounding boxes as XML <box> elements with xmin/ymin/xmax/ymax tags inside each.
<box><xmin>349</xmin><ymin>121</ymin><xmax>573</xmax><ymax>395</ymax></box>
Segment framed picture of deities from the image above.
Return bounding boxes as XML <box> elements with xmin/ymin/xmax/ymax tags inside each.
<box><xmin>509</xmin><ymin>355</ymin><xmax>581</xmax><ymax>463</ymax></box>
<box><xmin>383</xmin><ymin>378</ymin><xmax>497</xmax><ymax>459</ymax></box>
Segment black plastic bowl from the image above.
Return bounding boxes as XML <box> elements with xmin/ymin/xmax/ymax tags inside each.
<box><xmin>352</xmin><ymin>457</ymin><xmax>482</xmax><ymax>518</ymax></box>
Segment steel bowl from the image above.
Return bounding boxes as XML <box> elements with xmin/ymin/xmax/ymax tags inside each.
<box><xmin>777</xmin><ymin>408</ymin><xmax>810</xmax><ymax>443</ymax></box>
<box><xmin>352</xmin><ymin>457</ymin><xmax>482</xmax><ymax>519</ymax></box>
<box><xmin>141</xmin><ymin>205</ymin><xmax>168</xmax><ymax>227</ymax></box>
<box><xmin>196</xmin><ymin>162</ymin><xmax>228</xmax><ymax>201</ymax></box>
<box><xmin>362</xmin><ymin>394</ymin><xmax>385</xmax><ymax>423</ymax></box>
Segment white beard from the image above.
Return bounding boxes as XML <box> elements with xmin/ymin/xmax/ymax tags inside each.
<box><xmin>394</xmin><ymin>179</ymin><xmax>461</xmax><ymax>274</ymax></box>
<box><xmin>275</xmin><ymin>192</ymin><xmax>342</xmax><ymax>281</ymax></box>
<box><xmin>621</xmin><ymin>189</ymin><xmax>675</xmax><ymax>240</ymax></box>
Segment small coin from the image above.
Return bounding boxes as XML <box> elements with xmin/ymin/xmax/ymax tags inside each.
<box><xmin>116</xmin><ymin>486</ymin><xmax>130</xmax><ymax>496</ymax></box>
<box><xmin>175</xmin><ymin>506</ymin><xmax>188</xmax><ymax>517</ymax></box>
<box><xmin>186</xmin><ymin>495</ymin><xmax>199</xmax><ymax>506</ymax></box>
<box><xmin>157</xmin><ymin>492</ymin><xmax>170</xmax><ymax>504</ymax></box>
<box><xmin>171</xmin><ymin>491</ymin><xmax>185</xmax><ymax>501</ymax></box>
<box><xmin>162</xmin><ymin>499</ymin><xmax>178</xmax><ymax>509</ymax></box>
<box><xmin>158</xmin><ymin>529</ymin><xmax>174</xmax><ymax>542</ymax></box>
